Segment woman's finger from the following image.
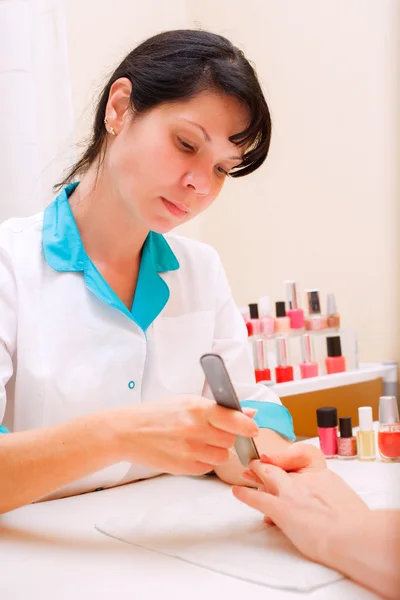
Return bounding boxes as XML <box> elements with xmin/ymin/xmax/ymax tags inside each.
<box><xmin>208</xmin><ymin>405</ymin><xmax>259</xmax><ymax>438</ymax></box>
<box><xmin>242</xmin><ymin>407</ymin><xmax>258</xmax><ymax>418</ymax></box>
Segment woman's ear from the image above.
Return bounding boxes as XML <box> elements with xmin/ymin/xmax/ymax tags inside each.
<box><xmin>104</xmin><ymin>77</ymin><xmax>133</xmax><ymax>135</ymax></box>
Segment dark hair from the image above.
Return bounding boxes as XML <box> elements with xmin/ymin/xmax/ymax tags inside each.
<box><xmin>55</xmin><ymin>29</ymin><xmax>272</xmax><ymax>191</ymax></box>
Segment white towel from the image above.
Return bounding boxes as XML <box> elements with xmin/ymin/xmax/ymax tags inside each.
<box><xmin>96</xmin><ymin>486</ymin><xmax>343</xmax><ymax>592</ymax></box>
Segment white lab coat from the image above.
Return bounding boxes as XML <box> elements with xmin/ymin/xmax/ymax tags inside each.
<box><xmin>0</xmin><ymin>201</ymin><xmax>290</xmax><ymax>498</ymax></box>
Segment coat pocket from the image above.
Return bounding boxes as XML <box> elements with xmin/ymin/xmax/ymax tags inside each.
<box><xmin>152</xmin><ymin>311</ymin><xmax>215</xmax><ymax>394</ymax></box>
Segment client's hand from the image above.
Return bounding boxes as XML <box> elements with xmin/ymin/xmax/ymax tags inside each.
<box><xmin>233</xmin><ymin>460</ymin><xmax>369</xmax><ymax>565</ymax></box>
<box><xmin>261</xmin><ymin>442</ymin><xmax>327</xmax><ymax>473</ymax></box>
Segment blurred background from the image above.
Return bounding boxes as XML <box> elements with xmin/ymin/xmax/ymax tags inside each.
<box><xmin>1</xmin><ymin>0</ymin><xmax>399</xmax><ymax>366</ymax></box>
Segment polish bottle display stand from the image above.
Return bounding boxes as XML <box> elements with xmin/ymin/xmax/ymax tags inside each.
<box><xmin>262</xmin><ymin>361</ymin><xmax>398</xmax><ymax>438</ymax></box>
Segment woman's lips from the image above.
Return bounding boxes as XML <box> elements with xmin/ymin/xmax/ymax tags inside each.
<box><xmin>161</xmin><ymin>197</ymin><xmax>189</xmax><ymax>218</ymax></box>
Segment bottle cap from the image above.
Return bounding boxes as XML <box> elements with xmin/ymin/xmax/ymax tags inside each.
<box><xmin>252</xmin><ymin>338</ymin><xmax>268</xmax><ymax>370</ymax></box>
<box><xmin>259</xmin><ymin>296</ymin><xmax>272</xmax><ymax>317</ymax></box>
<box><xmin>306</xmin><ymin>289</ymin><xmax>321</xmax><ymax>315</ymax></box>
<box><xmin>248</xmin><ymin>303</ymin><xmax>259</xmax><ymax>319</ymax></box>
<box><xmin>327</xmin><ymin>293</ymin><xmax>338</xmax><ymax>316</ymax></box>
<box><xmin>275</xmin><ymin>336</ymin><xmax>288</xmax><ymax>367</ymax></box>
<box><xmin>275</xmin><ymin>301</ymin><xmax>286</xmax><ymax>318</ymax></box>
<box><xmin>285</xmin><ymin>280</ymin><xmax>299</xmax><ymax>310</ymax></box>
<box><xmin>379</xmin><ymin>396</ymin><xmax>399</xmax><ymax>425</ymax></box>
<box><xmin>326</xmin><ymin>336</ymin><xmax>342</xmax><ymax>357</ymax></box>
<box><xmin>316</xmin><ymin>406</ymin><xmax>338</xmax><ymax>428</ymax></box>
<box><xmin>358</xmin><ymin>406</ymin><xmax>373</xmax><ymax>431</ymax></box>
<box><xmin>300</xmin><ymin>334</ymin><xmax>313</xmax><ymax>363</ymax></box>
<box><xmin>339</xmin><ymin>416</ymin><xmax>353</xmax><ymax>438</ymax></box>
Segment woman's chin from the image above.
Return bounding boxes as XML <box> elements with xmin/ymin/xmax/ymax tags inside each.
<box><xmin>147</xmin><ymin>213</ymin><xmax>188</xmax><ymax>235</ymax></box>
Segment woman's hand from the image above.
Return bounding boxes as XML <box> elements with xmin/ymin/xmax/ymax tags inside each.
<box><xmin>214</xmin><ymin>428</ymin><xmax>292</xmax><ymax>488</ymax></box>
<box><xmin>111</xmin><ymin>396</ymin><xmax>259</xmax><ymax>476</ymax></box>
<box><xmin>233</xmin><ymin>460</ymin><xmax>369</xmax><ymax>565</ymax></box>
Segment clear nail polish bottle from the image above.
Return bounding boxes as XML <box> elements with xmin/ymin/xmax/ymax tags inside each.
<box><xmin>357</xmin><ymin>406</ymin><xmax>376</xmax><ymax>461</ymax></box>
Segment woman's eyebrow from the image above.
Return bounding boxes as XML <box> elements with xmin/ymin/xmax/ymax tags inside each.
<box><xmin>178</xmin><ymin>118</ymin><xmax>242</xmax><ymax>161</ymax></box>
<box><xmin>179</xmin><ymin>117</ymin><xmax>211</xmax><ymax>141</ymax></box>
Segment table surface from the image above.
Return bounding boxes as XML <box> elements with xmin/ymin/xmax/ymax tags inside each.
<box><xmin>1</xmin><ymin>437</ymin><xmax>397</xmax><ymax>600</ymax></box>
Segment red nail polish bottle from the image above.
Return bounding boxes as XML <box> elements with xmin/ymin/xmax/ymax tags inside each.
<box><xmin>378</xmin><ymin>396</ymin><xmax>400</xmax><ymax>462</ymax></box>
<box><xmin>252</xmin><ymin>338</ymin><xmax>271</xmax><ymax>382</ymax></box>
<box><xmin>274</xmin><ymin>336</ymin><xmax>294</xmax><ymax>383</ymax></box>
<box><xmin>325</xmin><ymin>336</ymin><xmax>346</xmax><ymax>374</ymax></box>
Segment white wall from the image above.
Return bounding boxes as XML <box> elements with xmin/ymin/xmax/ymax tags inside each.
<box><xmin>189</xmin><ymin>0</ymin><xmax>400</xmax><ymax>364</ymax></box>
<box><xmin>63</xmin><ymin>0</ymin><xmax>400</xmax><ymax>364</ymax></box>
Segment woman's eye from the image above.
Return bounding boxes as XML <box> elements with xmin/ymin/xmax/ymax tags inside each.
<box><xmin>216</xmin><ymin>165</ymin><xmax>228</xmax><ymax>176</ymax></box>
<box><xmin>178</xmin><ymin>137</ymin><xmax>195</xmax><ymax>152</ymax></box>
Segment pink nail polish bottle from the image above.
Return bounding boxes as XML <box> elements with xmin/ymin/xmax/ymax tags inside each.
<box><xmin>299</xmin><ymin>334</ymin><xmax>319</xmax><ymax>378</ymax></box>
<box><xmin>258</xmin><ymin>295</ymin><xmax>275</xmax><ymax>336</ymax></box>
<box><xmin>337</xmin><ymin>417</ymin><xmax>357</xmax><ymax>459</ymax></box>
<box><xmin>285</xmin><ymin>280</ymin><xmax>305</xmax><ymax>330</ymax></box>
<box><xmin>248</xmin><ymin>303</ymin><xmax>261</xmax><ymax>337</ymax></box>
<box><xmin>305</xmin><ymin>289</ymin><xmax>328</xmax><ymax>331</ymax></box>
<box><xmin>316</xmin><ymin>406</ymin><xmax>338</xmax><ymax>458</ymax></box>
<box><xmin>325</xmin><ymin>336</ymin><xmax>346</xmax><ymax>374</ymax></box>
<box><xmin>274</xmin><ymin>301</ymin><xmax>290</xmax><ymax>333</ymax></box>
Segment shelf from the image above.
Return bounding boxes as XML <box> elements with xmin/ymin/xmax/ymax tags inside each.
<box><xmin>262</xmin><ymin>362</ymin><xmax>398</xmax><ymax>398</ymax></box>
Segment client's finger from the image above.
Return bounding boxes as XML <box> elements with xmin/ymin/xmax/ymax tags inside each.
<box><xmin>232</xmin><ymin>485</ymin><xmax>283</xmax><ymax>523</ymax></box>
<box><xmin>248</xmin><ymin>461</ymin><xmax>293</xmax><ymax>496</ymax></box>
<box><xmin>260</xmin><ymin>444</ymin><xmax>326</xmax><ymax>472</ymax></box>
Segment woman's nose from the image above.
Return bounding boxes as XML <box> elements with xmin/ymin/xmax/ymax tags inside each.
<box><xmin>182</xmin><ymin>170</ymin><xmax>211</xmax><ymax>197</ymax></box>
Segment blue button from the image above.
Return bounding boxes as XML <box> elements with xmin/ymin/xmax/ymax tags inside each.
<box><xmin>128</xmin><ymin>381</ymin><xmax>136</xmax><ymax>389</ymax></box>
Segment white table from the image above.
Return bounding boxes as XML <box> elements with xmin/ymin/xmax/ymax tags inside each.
<box><xmin>1</xmin><ymin>439</ymin><xmax>397</xmax><ymax>600</ymax></box>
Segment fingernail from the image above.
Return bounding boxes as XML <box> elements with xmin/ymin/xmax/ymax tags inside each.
<box><xmin>261</xmin><ymin>454</ymin><xmax>274</xmax><ymax>463</ymax></box>
<box><xmin>243</xmin><ymin>470</ymin><xmax>257</xmax><ymax>481</ymax></box>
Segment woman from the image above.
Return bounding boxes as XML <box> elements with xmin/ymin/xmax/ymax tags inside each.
<box><xmin>234</xmin><ymin>453</ymin><xmax>400</xmax><ymax>599</ymax></box>
<box><xmin>0</xmin><ymin>29</ymin><xmax>316</xmax><ymax>514</ymax></box>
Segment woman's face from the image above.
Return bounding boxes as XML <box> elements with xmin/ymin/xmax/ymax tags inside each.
<box><xmin>105</xmin><ymin>90</ymin><xmax>249</xmax><ymax>233</ymax></box>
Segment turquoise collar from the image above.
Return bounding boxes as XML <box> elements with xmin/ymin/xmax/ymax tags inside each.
<box><xmin>42</xmin><ymin>183</ymin><xmax>180</xmax><ymax>331</ymax></box>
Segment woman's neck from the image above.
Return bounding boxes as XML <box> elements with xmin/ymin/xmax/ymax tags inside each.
<box><xmin>68</xmin><ymin>169</ymin><xmax>148</xmax><ymax>267</ymax></box>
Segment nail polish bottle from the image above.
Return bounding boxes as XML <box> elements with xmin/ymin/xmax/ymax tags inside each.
<box><xmin>305</xmin><ymin>290</ymin><xmax>328</xmax><ymax>331</ymax></box>
<box><xmin>274</xmin><ymin>336</ymin><xmax>294</xmax><ymax>383</ymax></box>
<box><xmin>299</xmin><ymin>334</ymin><xmax>319</xmax><ymax>378</ymax></box>
<box><xmin>337</xmin><ymin>416</ymin><xmax>357</xmax><ymax>459</ymax></box>
<box><xmin>316</xmin><ymin>406</ymin><xmax>338</xmax><ymax>458</ymax></box>
<box><xmin>357</xmin><ymin>406</ymin><xmax>376</xmax><ymax>461</ymax></box>
<box><xmin>274</xmin><ymin>301</ymin><xmax>290</xmax><ymax>333</ymax></box>
<box><xmin>258</xmin><ymin>296</ymin><xmax>275</xmax><ymax>336</ymax></box>
<box><xmin>378</xmin><ymin>396</ymin><xmax>400</xmax><ymax>462</ymax></box>
<box><xmin>325</xmin><ymin>336</ymin><xmax>346</xmax><ymax>374</ymax></box>
<box><xmin>285</xmin><ymin>281</ymin><xmax>305</xmax><ymax>330</ymax></box>
<box><xmin>327</xmin><ymin>293</ymin><xmax>340</xmax><ymax>329</ymax></box>
<box><xmin>248</xmin><ymin>303</ymin><xmax>261</xmax><ymax>337</ymax></box>
<box><xmin>252</xmin><ymin>338</ymin><xmax>272</xmax><ymax>383</ymax></box>
<box><xmin>239</xmin><ymin>307</ymin><xmax>252</xmax><ymax>337</ymax></box>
